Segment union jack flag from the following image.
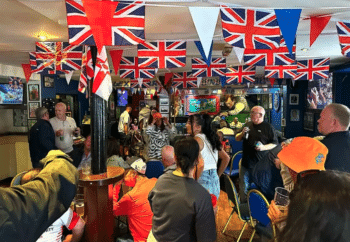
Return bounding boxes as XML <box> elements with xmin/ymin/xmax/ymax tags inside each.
<box><xmin>130</xmin><ymin>79</ymin><xmax>159</xmax><ymax>88</ymax></box>
<box><xmin>244</xmin><ymin>40</ymin><xmax>296</xmax><ymax>66</ymax></box>
<box><xmin>29</xmin><ymin>52</ymin><xmax>50</xmax><ymax>74</ymax></box>
<box><xmin>35</xmin><ymin>42</ymin><xmax>82</xmax><ymax>74</ymax></box>
<box><xmin>172</xmin><ymin>72</ymin><xmax>198</xmax><ymax>89</ymax></box>
<box><xmin>138</xmin><ymin>41</ymin><xmax>187</xmax><ymax>69</ymax></box>
<box><xmin>191</xmin><ymin>58</ymin><xmax>226</xmax><ymax>77</ymax></box>
<box><xmin>119</xmin><ymin>57</ymin><xmax>155</xmax><ymax>79</ymax></box>
<box><xmin>294</xmin><ymin>58</ymin><xmax>330</xmax><ymax>80</ymax></box>
<box><xmin>65</xmin><ymin>0</ymin><xmax>145</xmax><ymax>46</ymax></box>
<box><xmin>226</xmin><ymin>65</ymin><xmax>255</xmax><ymax>84</ymax></box>
<box><xmin>79</xmin><ymin>46</ymin><xmax>94</xmax><ymax>94</ymax></box>
<box><xmin>65</xmin><ymin>0</ymin><xmax>96</xmax><ymax>46</ymax></box>
<box><xmin>264</xmin><ymin>65</ymin><xmax>297</xmax><ymax>79</ymax></box>
<box><xmin>220</xmin><ymin>7</ymin><xmax>282</xmax><ymax>49</ymax></box>
<box><xmin>336</xmin><ymin>21</ymin><xmax>350</xmax><ymax>57</ymax></box>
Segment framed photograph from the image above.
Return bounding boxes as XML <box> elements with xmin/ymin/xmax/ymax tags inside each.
<box><xmin>304</xmin><ymin>112</ymin><xmax>314</xmax><ymax>131</ymax></box>
<box><xmin>289</xmin><ymin>94</ymin><xmax>299</xmax><ymax>105</ymax></box>
<box><xmin>159</xmin><ymin>98</ymin><xmax>169</xmax><ymax>106</ymax></box>
<box><xmin>13</xmin><ymin>109</ymin><xmax>27</xmax><ymax>127</ymax></box>
<box><xmin>28</xmin><ymin>102</ymin><xmax>40</xmax><ymax>119</ymax></box>
<box><xmin>28</xmin><ymin>84</ymin><xmax>40</xmax><ymax>101</ymax></box>
<box><xmin>290</xmin><ymin>109</ymin><xmax>300</xmax><ymax>122</ymax></box>
<box><xmin>160</xmin><ymin>105</ymin><xmax>169</xmax><ymax>114</ymax></box>
<box><xmin>44</xmin><ymin>76</ymin><xmax>55</xmax><ymax>88</ymax></box>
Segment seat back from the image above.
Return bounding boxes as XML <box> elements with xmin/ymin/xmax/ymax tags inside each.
<box><xmin>247</xmin><ymin>189</ymin><xmax>271</xmax><ymax>227</ymax></box>
<box><xmin>145</xmin><ymin>161</ymin><xmax>164</xmax><ymax>179</ymax></box>
<box><xmin>229</xmin><ymin>151</ymin><xmax>243</xmax><ymax>175</ymax></box>
<box><xmin>223</xmin><ymin>174</ymin><xmax>247</xmax><ymax>220</ymax></box>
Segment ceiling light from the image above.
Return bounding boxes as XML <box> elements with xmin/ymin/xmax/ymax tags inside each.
<box><xmin>301</xmin><ymin>48</ymin><xmax>309</xmax><ymax>52</ymax></box>
<box><xmin>38</xmin><ymin>35</ymin><xmax>47</xmax><ymax>41</ymax></box>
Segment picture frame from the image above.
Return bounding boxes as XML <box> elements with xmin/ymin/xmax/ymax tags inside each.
<box><xmin>304</xmin><ymin>112</ymin><xmax>314</xmax><ymax>131</ymax></box>
<box><xmin>160</xmin><ymin>105</ymin><xmax>169</xmax><ymax>114</ymax></box>
<box><xmin>159</xmin><ymin>98</ymin><xmax>169</xmax><ymax>106</ymax></box>
<box><xmin>290</xmin><ymin>109</ymin><xmax>300</xmax><ymax>122</ymax></box>
<box><xmin>44</xmin><ymin>76</ymin><xmax>55</xmax><ymax>88</ymax></box>
<box><xmin>289</xmin><ymin>94</ymin><xmax>299</xmax><ymax>105</ymax></box>
<box><xmin>28</xmin><ymin>84</ymin><xmax>40</xmax><ymax>101</ymax></box>
<box><xmin>28</xmin><ymin>102</ymin><xmax>40</xmax><ymax>119</ymax></box>
<box><xmin>13</xmin><ymin>109</ymin><xmax>27</xmax><ymax>127</ymax></box>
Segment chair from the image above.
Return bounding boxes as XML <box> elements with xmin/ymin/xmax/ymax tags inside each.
<box><xmin>10</xmin><ymin>171</ymin><xmax>27</xmax><ymax>186</ymax></box>
<box><xmin>247</xmin><ymin>189</ymin><xmax>276</xmax><ymax>242</ymax></box>
<box><xmin>145</xmin><ymin>161</ymin><xmax>164</xmax><ymax>179</ymax></box>
<box><xmin>222</xmin><ymin>174</ymin><xmax>250</xmax><ymax>242</ymax></box>
<box><xmin>224</xmin><ymin>151</ymin><xmax>242</xmax><ymax>177</ymax></box>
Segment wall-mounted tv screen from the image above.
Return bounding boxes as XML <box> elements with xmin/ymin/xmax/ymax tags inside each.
<box><xmin>0</xmin><ymin>83</ymin><xmax>23</xmax><ymax>104</ymax></box>
<box><xmin>117</xmin><ymin>90</ymin><xmax>128</xmax><ymax>106</ymax></box>
<box><xmin>307</xmin><ymin>74</ymin><xmax>333</xmax><ymax>109</ymax></box>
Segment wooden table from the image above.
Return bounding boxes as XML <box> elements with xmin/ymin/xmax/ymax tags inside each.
<box><xmin>79</xmin><ymin>166</ymin><xmax>125</xmax><ymax>242</ymax></box>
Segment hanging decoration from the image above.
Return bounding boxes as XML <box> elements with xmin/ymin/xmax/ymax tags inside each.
<box><xmin>294</xmin><ymin>58</ymin><xmax>330</xmax><ymax>80</ymax></box>
<box><xmin>336</xmin><ymin>21</ymin><xmax>350</xmax><ymax>57</ymax></box>
<box><xmin>194</xmin><ymin>41</ymin><xmax>213</xmax><ymax>66</ymax></box>
<box><xmin>264</xmin><ymin>65</ymin><xmax>297</xmax><ymax>79</ymax></box>
<box><xmin>172</xmin><ymin>72</ymin><xmax>197</xmax><ymax>89</ymax></box>
<box><xmin>92</xmin><ymin>47</ymin><xmax>112</xmax><ymax>101</ymax></box>
<box><xmin>79</xmin><ymin>45</ymin><xmax>93</xmax><ymax>94</ymax></box>
<box><xmin>226</xmin><ymin>65</ymin><xmax>256</xmax><ymax>85</ymax></box>
<box><xmin>309</xmin><ymin>15</ymin><xmax>332</xmax><ymax>47</ymax></box>
<box><xmin>119</xmin><ymin>57</ymin><xmax>155</xmax><ymax>79</ymax></box>
<box><xmin>191</xmin><ymin>57</ymin><xmax>226</xmax><ymax>77</ymax></box>
<box><xmin>21</xmin><ymin>64</ymin><xmax>32</xmax><ymax>82</ymax></box>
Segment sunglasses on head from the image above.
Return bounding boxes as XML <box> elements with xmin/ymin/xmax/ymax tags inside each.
<box><xmin>297</xmin><ymin>169</ymin><xmax>322</xmax><ymax>184</ymax></box>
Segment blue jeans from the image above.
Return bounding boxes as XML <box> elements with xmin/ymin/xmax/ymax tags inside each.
<box><xmin>198</xmin><ymin>169</ymin><xmax>220</xmax><ymax>200</ymax></box>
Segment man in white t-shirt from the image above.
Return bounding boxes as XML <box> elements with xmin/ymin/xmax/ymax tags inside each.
<box><xmin>118</xmin><ymin>105</ymin><xmax>132</xmax><ymax>151</ymax></box>
<box><xmin>50</xmin><ymin>102</ymin><xmax>80</xmax><ymax>154</ymax></box>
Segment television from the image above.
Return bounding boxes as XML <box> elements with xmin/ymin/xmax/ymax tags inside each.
<box><xmin>117</xmin><ymin>90</ymin><xmax>128</xmax><ymax>106</ymax></box>
<box><xmin>306</xmin><ymin>74</ymin><xmax>333</xmax><ymax>109</ymax></box>
<box><xmin>0</xmin><ymin>83</ymin><xmax>23</xmax><ymax>104</ymax></box>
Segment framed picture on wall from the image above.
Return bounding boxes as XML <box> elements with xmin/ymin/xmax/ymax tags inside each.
<box><xmin>13</xmin><ymin>109</ymin><xmax>27</xmax><ymax>127</ymax></box>
<box><xmin>304</xmin><ymin>112</ymin><xmax>314</xmax><ymax>131</ymax></box>
<box><xmin>290</xmin><ymin>109</ymin><xmax>300</xmax><ymax>122</ymax></box>
<box><xmin>289</xmin><ymin>94</ymin><xmax>299</xmax><ymax>105</ymax></box>
<box><xmin>44</xmin><ymin>76</ymin><xmax>55</xmax><ymax>88</ymax></box>
<box><xmin>28</xmin><ymin>84</ymin><xmax>40</xmax><ymax>101</ymax></box>
<box><xmin>28</xmin><ymin>102</ymin><xmax>40</xmax><ymax>119</ymax></box>
<box><xmin>159</xmin><ymin>98</ymin><xmax>169</xmax><ymax>106</ymax></box>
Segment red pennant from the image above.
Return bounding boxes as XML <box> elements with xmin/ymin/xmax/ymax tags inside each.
<box><xmin>164</xmin><ymin>72</ymin><xmax>173</xmax><ymax>85</ymax></box>
<box><xmin>22</xmin><ymin>64</ymin><xmax>32</xmax><ymax>82</ymax></box>
<box><xmin>270</xmin><ymin>78</ymin><xmax>275</xmax><ymax>87</ymax></box>
<box><xmin>310</xmin><ymin>16</ymin><xmax>331</xmax><ymax>47</ymax></box>
<box><xmin>109</xmin><ymin>50</ymin><xmax>124</xmax><ymax>74</ymax></box>
<box><xmin>82</xmin><ymin>0</ymin><xmax>118</xmax><ymax>52</ymax></box>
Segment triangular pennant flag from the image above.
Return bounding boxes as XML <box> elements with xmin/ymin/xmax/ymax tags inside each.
<box><xmin>165</xmin><ymin>72</ymin><xmax>173</xmax><ymax>86</ymax></box>
<box><xmin>189</xmin><ymin>7</ymin><xmax>220</xmax><ymax>59</ymax></box>
<box><xmin>247</xmin><ymin>82</ymin><xmax>250</xmax><ymax>88</ymax></box>
<box><xmin>109</xmin><ymin>50</ymin><xmax>123</xmax><ymax>75</ymax></box>
<box><xmin>270</xmin><ymin>78</ymin><xmax>275</xmax><ymax>87</ymax></box>
<box><xmin>143</xmin><ymin>88</ymin><xmax>147</xmax><ymax>95</ymax></box>
<box><xmin>197</xmin><ymin>77</ymin><xmax>202</xmax><ymax>87</ymax></box>
<box><xmin>292</xmin><ymin>79</ymin><xmax>296</xmax><ymax>87</ymax></box>
<box><xmin>137</xmin><ymin>78</ymin><xmax>143</xmax><ymax>88</ymax></box>
<box><xmin>22</xmin><ymin>64</ymin><xmax>32</xmax><ymax>82</ymax></box>
<box><xmin>82</xmin><ymin>0</ymin><xmax>118</xmax><ymax>52</ymax></box>
<box><xmin>310</xmin><ymin>15</ymin><xmax>331</xmax><ymax>47</ymax></box>
<box><xmin>233</xmin><ymin>47</ymin><xmax>245</xmax><ymax>64</ymax></box>
<box><xmin>155</xmin><ymin>68</ymin><xmax>158</xmax><ymax>74</ymax></box>
<box><xmin>194</xmin><ymin>41</ymin><xmax>213</xmax><ymax>66</ymax></box>
<box><xmin>274</xmin><ymin>9</ymin><xmax>302</xmax><ymax>54</ymax></box>
<box><xmin>65</xmin><ymin>71</ymin><xmax>74</xmax><ymax>85</ymax></box>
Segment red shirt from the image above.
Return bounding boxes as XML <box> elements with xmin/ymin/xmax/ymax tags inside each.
<box><xmin>113</xmin><ymin>177</ymin><xmax>157</xmax><ymax>242</ymax></box>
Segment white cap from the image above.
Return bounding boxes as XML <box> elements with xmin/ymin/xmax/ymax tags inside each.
<box><xmin>131</xmin><ymin>158</ymin><xmax>147</xmax><ymax>174</ymax></box>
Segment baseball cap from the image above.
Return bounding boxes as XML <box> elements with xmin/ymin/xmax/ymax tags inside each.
<box><xmin>277</xmin><ymin>137</ymin><xmax>328</xmax><ymax>173</ymax></box>
<box><xmin>153</xmin><ymin>112</ymin><xmax>162</xmax><ymax>120</ymax></box>
<box><xmin>130</xmin><ymin>158</ymin><xmax>147</xmax><ymax>174</ymax></box>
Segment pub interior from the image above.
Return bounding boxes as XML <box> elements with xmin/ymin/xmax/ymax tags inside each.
<box><xmin>2</xmin><ymin>1</ymin><xmax>350</xmax><ymax>242</ymax></box>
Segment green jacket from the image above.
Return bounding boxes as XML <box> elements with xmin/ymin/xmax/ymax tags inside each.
<box><xmin>0</xmin><ymin>150</ymin><xmax>79</xmax><ymax>242</ymax></box>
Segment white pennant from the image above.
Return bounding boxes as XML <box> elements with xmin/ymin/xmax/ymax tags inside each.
<box><xmin>155</xmin><ymin>68</ymin><xmax>158</xmax><ymax>74</ymax></box>
<box><xmin>138</xmin><ymin>78</ymin><xmax>143</xmax><ymax>88</ymax></box>
<box><xmin>189</xmin><ymin>7</ymin><xmax>220</xmax><ymax>60</ymax></box>
<box><xmin>234</xmin><ymin>47</ymin><xmax>245</xmax><ymax>64</ymax></box>
<box><xmin>292</xmin><ymin>79</ymin><xmax>296</xmax><ymax>87</ymax></box>
<box><xmin>143</xmin><ymin>88</ymin><xmax>147</xmax><ymax>95</ymax></box>
<box><xmin>65</xmin><ymin>71</ymin><xmax>74</xmax><ymax>85</ymax></box>
<box><xmin>197</xmin><ymin>77</ymin><xmax>202</xmax><ymax>87</ymax></box>
<box><xmin>247</xmin><ymin>82</ymin><xmax>250</xmax><ymax>88</ymax></box>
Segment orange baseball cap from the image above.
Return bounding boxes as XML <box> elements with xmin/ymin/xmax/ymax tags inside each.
<box><xmin>277</xmin><ymin>136</ymin><xmax>328</xmax><ymax>173</ymax></box>
<box><xmin>153</xmin><ymin>112</ymin><xmax>162</xmax><ymax>120</ymax></box>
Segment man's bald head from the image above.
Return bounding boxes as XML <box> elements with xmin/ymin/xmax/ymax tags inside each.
<box><xmin>161</xmin><ymin>145</ymin><xmax>175</xmax><ymax>168</ymax></box>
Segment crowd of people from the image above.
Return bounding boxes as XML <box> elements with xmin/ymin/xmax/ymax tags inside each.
<box><xmin>3</xmin><ymin>100</ymin><xmax>350</xmax><ymax>242</ymax></box>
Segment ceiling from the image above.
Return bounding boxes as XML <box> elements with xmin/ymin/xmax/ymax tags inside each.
<box><xmin>1</xmin><ymin>0</ymin><xmax>350</xmax><ymax>77</ymax></box>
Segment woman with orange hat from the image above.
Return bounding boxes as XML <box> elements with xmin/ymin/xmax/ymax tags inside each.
<box><xmin>145</xmin><ymin>112</ymin><xmax>175</xmax><ymax>161</ymax></box>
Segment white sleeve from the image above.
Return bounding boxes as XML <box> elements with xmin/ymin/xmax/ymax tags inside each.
<box><xmin>59</xmin><ymin>208</ymin><xmax>74</xmax><ymax>228</ymax></box>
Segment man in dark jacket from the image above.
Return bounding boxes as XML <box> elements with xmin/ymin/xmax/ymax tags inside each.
<box><xmin>0</xmin><ymin>150</ymin><xmax>79</xmax><ymax>242</ymax></box>
<box><xmin>29</xmin><ymin>107</ymin><xmax>56</xmax><ymax>168</ymax></box>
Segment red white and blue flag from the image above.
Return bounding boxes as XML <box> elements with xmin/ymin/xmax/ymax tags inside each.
<box><xmin>294</xmin><ymin>58</ymin><xmax>330</xmax><ymax>80</ymax></box>
<box><xmin>172</xmin><ymin>72</ymin><xmax>198</xmax><ymax>89</ymax></box>
<box><xmin>65</xmin><ymin>0</ymin><xmax>145</xmax><ymax>46</ymax></box>
<box><xmin>92</xmin><ymin>47</ymin><xmax>112</xmax><ymax>101</ymax></box>
<box><xmin>244</xmin><ymin>40</ymin><xmax>296</xmax><ymax>66</ymax></box>
<box><xmin>138</xmin><ymin>41</ymin><xmax>187</xmax><ymax>69</ymax></box>
<box><xmin>35</xmin><ymin>42</ymin><xmax>82</xmax><ymax>74</ymax></box>
<box><xmin>226</xmin><ymin>65</ymin><xmax>255</xmax><ymax>84</ymax></box>
<box><xmin>30</xmin><ymin>52</ymin><xmax>52</xmax><ymax>74</ymax></box>
<box><xmin>264</xmin><ymin>65</ymin><xmax>297</xmax><ymax>79</ymax></box>
<box><xmin>130</xmin><ymin>79</ymin><xmax>159</xmax><ymax>88</ymax></box>
<box><xmin>336</xmin><ymin>21</ymin><xmax>350</xmax><ymax>58</ymax></box>
<box><xmin>119</xmin><ymin>57</ymin><xmax>155</xmax><ymax>79</ymax></box>
<box><xmin>220</xmin><ymin>7</ymin><xmax>282</xmax><ymax>49</ymax></box>
<box><xmin>79</xmin><ymin>45</ymin><xmax>94</xmax><ymax>94</ymax></box>
<box><xmin>191</xmin><ymin>57</ymin><xmax>226</xmax><ymax>77</ymax></box>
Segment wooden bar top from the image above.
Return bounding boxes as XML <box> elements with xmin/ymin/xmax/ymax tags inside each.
<box><xmin>79</xmin><ymin>166</ymin><xmax>124</xmax><ymax>187</ymax></box>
